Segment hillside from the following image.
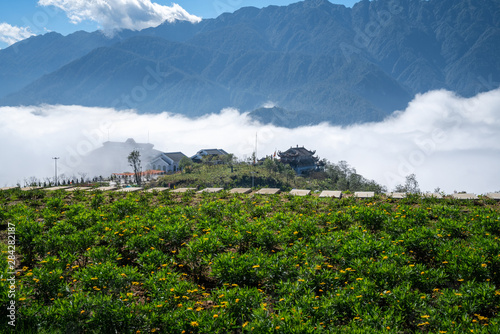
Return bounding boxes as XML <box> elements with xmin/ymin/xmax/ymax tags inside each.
<box><xmin>0</xmin><ymin>0</ymin><xmax>499</xmax><ymax>126</ymax></box>
<box><xmin>1</xmin><ymin>188</ymin><xmax>499</xmax><ymax>332</ymax></box>
<box><xmin>152</xmin><ymin>160</ymin><xmax>386</xmax><ymax>193</ymax></box>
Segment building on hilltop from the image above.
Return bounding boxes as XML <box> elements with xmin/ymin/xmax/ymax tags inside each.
<box><xmin>278</xmin><ymin>146</ymin><xmax>322</xmax><ymax>174</ymax></box>
<box><xmin>191</xmin><ymin>149</ymin><xmax>229</xmax><ymax>164</ymax></box>
<box><xmin>79</xmin><ymin>138</ymin><xmax>189</xmax><ymax>179</ymax></box>
<box><xmin>149</xmin><ymin>152</ymin><xmax>188</xmax><ymax>173</ymax></box>
<box><xmin>79</xmin><ymin>138</ymin><xmax>163</xmax><ymax>177</ymax></box>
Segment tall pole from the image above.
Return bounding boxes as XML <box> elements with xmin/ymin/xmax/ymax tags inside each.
<box><xmin>255</xmin><ymin>132</ymin><xmax>258</xmax><ymax>161</ymax></box>
<box><xmin>254</xmin><ymin>133</ymin><xmax>258</xmax><ymax>188</ymax></box>
<box><xmin>52</xmin><ymin>157</ymin><xmax>59</xmax><ymax>186</ymax></box>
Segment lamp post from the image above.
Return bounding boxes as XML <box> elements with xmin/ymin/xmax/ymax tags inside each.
<box><xmin>52</xmin><ymin>157</ymin><xmax>59</xmax><ymax>186</ymax></box>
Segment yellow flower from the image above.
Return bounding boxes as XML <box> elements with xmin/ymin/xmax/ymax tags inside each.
<box><xmin>213</xmin><ymin>314</ymin><xmax>219</xmax><ymax>318</ymax></box>
<box><xmin>252</xmin><ymin>265</ymin><xmax>260</xmax><ymax>268</ymax></box>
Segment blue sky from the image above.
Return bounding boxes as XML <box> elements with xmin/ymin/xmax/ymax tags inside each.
<box><xmin>0</xmin><ymin>0</ymin><xmax>359</xmax><ymax>49</ymax></box>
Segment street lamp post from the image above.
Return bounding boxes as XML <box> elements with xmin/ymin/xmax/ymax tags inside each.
<box><xmin>52</xmin><ymin>157</ymin><xmax>60</xmax><ymax>186</ymax></box>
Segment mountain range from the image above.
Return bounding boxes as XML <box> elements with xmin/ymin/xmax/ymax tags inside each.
<box><xmin>1</xmin><ymin>0</ymin><xmax>499</xmax><ymax>127</ymax></box>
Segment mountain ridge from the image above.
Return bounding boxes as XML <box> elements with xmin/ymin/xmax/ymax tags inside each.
<box><xmin>0</xmin><ymin>0</ymin><xmax>498</xmax><ymax>127</ymax></box>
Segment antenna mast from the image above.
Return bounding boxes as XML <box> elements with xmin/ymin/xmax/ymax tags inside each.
<box><xmin>255</xmin><ymin>132</ymin><xmax>258</xmax><ymax>161</ymax></box>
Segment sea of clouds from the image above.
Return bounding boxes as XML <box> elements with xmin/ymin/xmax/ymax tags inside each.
<box><xmin>1</xmin><ymin>88</ymin><xmax>500</xmax><ymax>193</ymax></box>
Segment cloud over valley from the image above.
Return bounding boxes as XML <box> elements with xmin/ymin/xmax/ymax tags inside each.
<box><xmin>1</xmin><ymin>88</ymin><xmax>500</xmax><ymax>193</ymax></box>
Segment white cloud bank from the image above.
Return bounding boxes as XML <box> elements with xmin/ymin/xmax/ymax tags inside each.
<box><xmin>38</xmin><ymin>0</ymin><xmax>201</xmax><ymax>34</ymax></box>
<box><xmin>1</xmin><ymin>88</ymin><xmax>500</xmax><ymax>193</ymax></box>
<box><xmin>0</xmin><ymin>23</ymin><xmax>35</xmax><ymax>47</ymax></box>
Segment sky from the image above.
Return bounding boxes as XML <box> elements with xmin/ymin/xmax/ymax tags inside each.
<box><xmin>0</xmin><ymin>0</ymin><xmax>359</xmax><ymax>49</ymax></box>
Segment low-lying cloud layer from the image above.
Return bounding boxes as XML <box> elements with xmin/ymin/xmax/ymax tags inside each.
<box><xmin>38</xmin><ymin>0</ymin><xmax>201</xmax><ymax>34</ymax></box>
<box><xmin>0</xmin><ymin>22</ymin><xmax>35</xmax><ymax>47</ymax></box>
<box><xmin>1</xmin><ymin>88</ymin><xmax>500</xmax><ymax>193</ymax></box>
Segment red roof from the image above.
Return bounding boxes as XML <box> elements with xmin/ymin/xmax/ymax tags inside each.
<box><xmin>112</xmin><ymin>170</ymin><xmax>165</xmax><ymax>176</ymax></box>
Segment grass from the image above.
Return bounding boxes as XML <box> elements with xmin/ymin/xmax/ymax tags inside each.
<box><xmin>0</xmin><ymin>188</ymin><xmax>499</xmax><ymax>333</ymax></box>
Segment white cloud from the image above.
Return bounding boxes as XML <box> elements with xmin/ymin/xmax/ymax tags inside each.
<box><xmin>38</xmin><ymin>0</ymin><xmax>201</xmax><ymax>34</ymax></box>
<box><xmin>1</xmin><ymin>88</ymin><xmax>500</xmax><ymax>193</ymax></box>
<box><xmin>0</xmin><ymin>23</ymin><xmax>35</xmax><ymax>46</ymax></box>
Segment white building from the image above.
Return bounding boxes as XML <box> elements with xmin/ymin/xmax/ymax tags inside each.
<box><xmin>149</xmin><ymin>152</ymin><xmax>188</xmax><ymax>173</ymax></box>
<box><xmin>191</xmin><ymin>149</ymin><xmax>229</xmax><ymax>163</ymax></box>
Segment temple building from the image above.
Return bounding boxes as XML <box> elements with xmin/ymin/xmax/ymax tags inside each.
<box><xmin>278</xmin><ymin>146</ymin><xmax>322</xmax><ymax>174</ymax></box>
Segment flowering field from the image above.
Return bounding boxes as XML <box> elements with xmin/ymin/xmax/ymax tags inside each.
<box><xmin>1</xmin><ymin>189</ymin><xmax>499</xmax><ymax>333</ymax></box>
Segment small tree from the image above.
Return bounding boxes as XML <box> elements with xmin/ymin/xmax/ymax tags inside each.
<box><xmin>128</xmin><ymin>150</ymin><xmax>142</xmax><ymax>186</ymax></box>
<box><xmin>264</xmin><ymin>157</ymin><xmax>275</xmax><ymax>174</ymax></box>
<box><xmin>284</xmin><ymin>164</ymin><xmax>295</xmax><ymax>184</ymax></box>
<box><xmin>394</xmin><ymin>174</ymin><xmax>420</xmax><ymax>194</ymax></box>
<box><xmin>179</xmin><ymin>157</ymin><xmax>194</xmax><ymax>173</ymax></box>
